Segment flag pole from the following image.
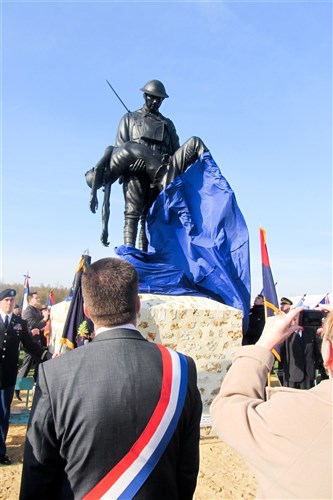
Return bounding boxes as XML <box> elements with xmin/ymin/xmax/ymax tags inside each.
<box><xmin>259</xmin><ymin>227</ymin><xmax>280</xmax><ymax>386</ymax></box>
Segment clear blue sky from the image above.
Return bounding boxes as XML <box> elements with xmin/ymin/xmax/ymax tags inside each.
<box><xmin>1</xmin><ymin>0</ymin><xmax>332</xmax><ymax>299</ymax></box>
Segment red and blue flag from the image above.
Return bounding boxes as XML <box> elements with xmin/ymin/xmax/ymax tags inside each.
<box><xmin>260</xmin><ymin>228</ymin><xmax>280</xmax><ymax>361</ymax></box>
<box><xmin>260</xmin><ymin>228</ymin><xmax>279</xmax><ymax>317</ymax></box>
<box><xmin>318</xmin><ymin>293</ymin><xmax>330</xmax><ymax>306</ymax></box>
<box><xmin>47</xmin><ymin>290</ymin><xmax>55</xmax><ymax>307</ymax></box>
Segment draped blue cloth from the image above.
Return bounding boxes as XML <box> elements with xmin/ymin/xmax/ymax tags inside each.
<box><xmin>115</xmin><ymin>152</ymin><xmax>251</xmax><ymax>331</ymax></box>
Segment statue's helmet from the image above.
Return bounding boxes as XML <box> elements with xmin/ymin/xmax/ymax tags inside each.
<box><xmin>85</xmin><ymin>168</ymin><xmax>104</xmax><ymax>190</ymax></box>
<box><xmin>140</xmin><ymin>80</ymin><xmax>169</xmax><ymax>99</ymax></box>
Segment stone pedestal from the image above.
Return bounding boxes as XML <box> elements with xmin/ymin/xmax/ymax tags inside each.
<box><xmin>138</xmin><ymin>294</ymin><xmax>242</xmax><ymax>411</ymax></box>
<box><xmin>49</xmin><ymin>294</ymin><xmax>243</xmax><ymax>412</ymax></box>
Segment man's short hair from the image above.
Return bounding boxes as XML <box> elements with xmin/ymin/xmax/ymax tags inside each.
<box><xmin>27</xmin><ymin>292</ymin><xmax>38</xmax><ymax>301</ymax></box>
<box><xmin>82</xmin><ymin>258</ymin><xmax>139</xmax><ymax>327</ymax></box>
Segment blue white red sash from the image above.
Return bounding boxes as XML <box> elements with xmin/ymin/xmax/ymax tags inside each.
<box><xmin>83</xmin><ymin>345</ymin><xmax>188</xmax><ymax>500</ymax></box>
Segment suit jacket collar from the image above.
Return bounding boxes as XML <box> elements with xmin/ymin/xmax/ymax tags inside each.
<box><xmin>92</xmin><ymin>328</ymin><xmax>146</xmax><ymax>343</ymax></box>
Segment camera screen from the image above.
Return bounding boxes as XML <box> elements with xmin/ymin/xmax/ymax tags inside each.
<box><xmin>299</xmin><ymin>310</ymin><xmax>323</xmax><ymax>327</ymax></box>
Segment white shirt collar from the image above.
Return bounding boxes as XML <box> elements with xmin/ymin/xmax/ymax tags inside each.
<box><xmin>0</xmin><ymin>312</ymin><xmax>12</xmax><ymax>323</ymax></box>
<box><xmin>95</xmin><ymin>323</ymin><xmax>137</xmax><ymax>337</ymax></box>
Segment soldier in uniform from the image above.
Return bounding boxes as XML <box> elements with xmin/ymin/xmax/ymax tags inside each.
<box><xmin>0</xmin><ymin>289</ymin><xmax>52</xmax><ymax>465</ymax></box>
<box><xmin>242</xmin><ymin>294</ymin><xmax>266</xmax><ymax>345</ymax></box>
<box><xmin>88</xmin><ymin>80</ymin><xmax>208</xmax><ymax>250</ymax></box>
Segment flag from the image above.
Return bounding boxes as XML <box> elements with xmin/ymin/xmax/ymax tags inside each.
<box><xmin>316</xmin><ymin>293</ymin><xmax>330</xmax><ymax>307</ymax></box>
<box><xmin>60</xmin><ymin>254</ymin><xmax>93</xmax><ymax>351</ymax></box>
<box><xmin>259</xmin><ymin>282</ymin><xmax>277</xmax><ymax>298</ymax></box>
<box><xmin>47</xmin><ymin>289</ymin><xmax>55</xmax><ymax>308</ymax></box>
<box><xmin>21</xmin><ymin>273</ymin><xmax>30</xmax><ymax>310</ymax></box>
<box><xmin>116</xmin><ymin>152</ymin><xmax>251</xmax><ymax>332</ymax></box>
<box><xmin>260</xmin><ymin>228</ymin><xmax>279</xmax><ymax>316</ymax></box>
<box><xmin>294</xmin><ymin>294</ymin><xmax>307</xmax><ymax>308</ymax></box>
<box><xmin>259</xmin><ymin>228</ymin><xmax>280</xmax><ymax>361</ymax></box>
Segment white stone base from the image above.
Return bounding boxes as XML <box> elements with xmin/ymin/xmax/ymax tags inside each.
<box><xmin>138</xmin><ymin>294</ymin><xmax>242</xmax><ymax>411</ymax></box>
<box><xmin>49</xmin><ymin>294</ymin><xmax>243</xmax><ymax>412</ymax></box>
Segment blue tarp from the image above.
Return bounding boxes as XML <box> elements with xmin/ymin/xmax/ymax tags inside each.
<box><xmin>115</xmin><ymin>152</ymin><xmax>251</xmax><ymax>331</ymax></box>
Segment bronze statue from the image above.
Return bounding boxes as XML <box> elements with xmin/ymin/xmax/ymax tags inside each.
<box><xmin>87</xmin><ymin>80</ymin><xmax>207</xmax><ymax>250</ymax></box>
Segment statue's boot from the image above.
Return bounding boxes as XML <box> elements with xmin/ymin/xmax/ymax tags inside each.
<box><xmin>138</xmin><ymin>215</ymin><xmax>148</xmax><ymax>251</ymax></box>
<box><xmin>123</xmin><ymin>216</ymin><xmax>139</xmax><ymax>247</ymax></box>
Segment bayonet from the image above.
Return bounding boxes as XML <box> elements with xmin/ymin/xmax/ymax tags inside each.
<box><xmin>106</xmin><ymin>80</ymin><xmax>131</xmax><ymax>113</ymax></box>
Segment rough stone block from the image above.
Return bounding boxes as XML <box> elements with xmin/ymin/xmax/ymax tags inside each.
<box><xmin>49</xmin><ymin>294</ymin><xmax>243</xmax><ymax>411</ymax></box>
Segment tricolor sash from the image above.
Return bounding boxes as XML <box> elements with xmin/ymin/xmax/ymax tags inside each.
<box><xmin>83</xmin><ymin>345</ymin><xmax>188</xmax><ymax>500</ymax></box>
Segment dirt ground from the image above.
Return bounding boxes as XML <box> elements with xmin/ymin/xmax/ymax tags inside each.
<box><xmin>0</xmin><ymin>398</ymin><xmax>257</xmax><ymax>500</ymax></box>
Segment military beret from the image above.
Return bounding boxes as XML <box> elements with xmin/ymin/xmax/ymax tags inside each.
<box><xmin>280</xmin><ymin>296</ymin><xmax>293</xmax><ymax>306</ymax></box>
<box><xmin>0</xmin><ymin>288</ymin><xmax>17</xmax><ymax>301</ymax></box>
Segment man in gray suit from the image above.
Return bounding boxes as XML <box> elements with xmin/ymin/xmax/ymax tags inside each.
<box><xmin>20</xmin><ymin>258</ymin><xmax>202</xmax><ymax>499</ymax></box>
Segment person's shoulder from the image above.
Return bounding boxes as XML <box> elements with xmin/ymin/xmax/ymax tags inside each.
<box><xmin>118</xmin><ymin>109</ymin><xmax>142</xmax><ymax>126</ymax></box>
<box><xmin>43</xmin><ymin>345</ymin><xmax>86</xmax><ymax>374</ymax></box>
<box><xmin>252</xmin><ymin>305</ymin><xmax>265</xmax><ymax>315</ymax></box>
<box><xmin>12</xmin><ymin>313</ymin><xmax>27</xmax><ymax>326</ymax></box>
<box><xmin>157</xmin><ymin>111</ymin><xmax>175</xmax><ymax>125</ymax></box>
<box><xmin>22</xmin><ymin>305</ymin><xmax>32</xmax><ymax>318</ymax></box>
<box><xmin>180</xmin><ymin>353</ymin><xmax>198</xmax><ymax>379</ymax></box>
<box><xmin>118</xmin><ymin>110</ymin><xmax>133</xmax><ymax>122</ymax></box>
<box><xmin>128</xmin><ymin>108</ymin><xmax>143</xmax><ymax>118</ymax></box>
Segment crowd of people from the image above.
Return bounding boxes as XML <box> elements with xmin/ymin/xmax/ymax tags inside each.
<box><xmin>243</xmin><ymin>294</ymin><xmax>328</xmax><ymax>390</ymax></box>
<box><xmin>0</xmin><ymin>289</ymin><xmax>53</xmax><ymax>465</ymax></box>
<box><xmin>0</xmin><ymin>262</ymin><xmax>332</xmax><ymax>498</ymax></box>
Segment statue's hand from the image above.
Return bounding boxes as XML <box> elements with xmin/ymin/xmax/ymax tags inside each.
<box><xmin>90</xmin><ymin>192</ymin><xmax>98</xmax><ymax>214</ymax></box>
<box><xmin>101</xmin><ymin>230</ymin><xmax>110</xmax><ymax>247</ymax></box>
<box><xmin>129</xmin><ymin>158</ymin><xmax>146</xmax><ymax>173</ymax></box>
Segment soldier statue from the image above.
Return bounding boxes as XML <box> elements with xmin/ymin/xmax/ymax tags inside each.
<box><xmin>87</xmin><ymin>80</ymin><xmax>207</xmax><ymax>250</ymax></box>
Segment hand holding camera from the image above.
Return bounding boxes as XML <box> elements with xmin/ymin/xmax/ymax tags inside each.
<box><xmin>256</xmin><ymin>308</ymin><xmax>303</xmax><ymax>352</ymax></box>
<box><xmin>298</xmin><ymin>309</ymin><xmax>328</xmax><ymax>328</ymax></box>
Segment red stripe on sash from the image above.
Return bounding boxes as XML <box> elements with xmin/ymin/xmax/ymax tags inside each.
<box><xmin>83</xmin><ymin>344</ymin><xmax>172</xmax><ymax>500</ymax></box>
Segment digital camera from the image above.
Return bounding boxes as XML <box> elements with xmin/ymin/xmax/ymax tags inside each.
<box><xmin>298</xmin><ymin>309</ymin><xmax>327</xmax><ymax>328</ymax></box>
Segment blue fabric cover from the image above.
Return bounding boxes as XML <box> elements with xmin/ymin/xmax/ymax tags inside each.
<box><xmin>115</xmin><ymin>152</ymin><xmax>251</xmax><ymax>330</ymax></box>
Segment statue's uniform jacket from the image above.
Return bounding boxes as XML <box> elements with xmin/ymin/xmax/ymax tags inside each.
<box><xmin>114</xmin><ymin>105</ymin><xmax>181</xmax><ymax>246</ymax></box>
<box><xmin>115</xmin><ymin>106</ymin><xmax>180</xmax><ymax>159</ymax></box>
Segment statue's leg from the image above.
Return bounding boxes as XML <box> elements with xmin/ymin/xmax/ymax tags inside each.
<box><xmin>101</xmin><ymin>182</ymin><xmax>111</xmax><ymax>247</ymax></box>
<box><xmin>122</xmin><ymin>175</ymin><xmax>149</xmax><ymax>248</ymax></box>
<box><xmin>110</xmin><ymin>142</ymin><xmax>160</xmax><ymax>182</ymax></box>
<box><xmin>154</xmin><ymin>137</ymin><xmax>208</xmax><ymax>190</ymax></box>
<box><xmin>181</xmin><ymin>136</ymin><xmax>208</xmax><ymax>169</ymax></box>
<box><xmin>137</xmin><ymin>184</ymin><xmax>159</xmax><ymax>251</ymax></box>
<box><xmin>88</xmin><ymin>145</ymin><xmax>114</xmax><ymax>214</ymax></box>
<box><xmin>138</xmin><ymin>216</ymin><xmax>148</xmax><ymax>252</ymax></box>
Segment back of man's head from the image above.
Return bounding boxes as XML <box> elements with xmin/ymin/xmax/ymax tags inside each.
<box><xmin>82</xmin><ymin>258</ymin><xmax>139</xmax><ymax>328</ymax></box>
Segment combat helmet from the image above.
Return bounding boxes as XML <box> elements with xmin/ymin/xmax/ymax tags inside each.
<box><xmin>140</xmin><ymin>80</ymin><xmax>169</xmax><ymax>99</ymax></box>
